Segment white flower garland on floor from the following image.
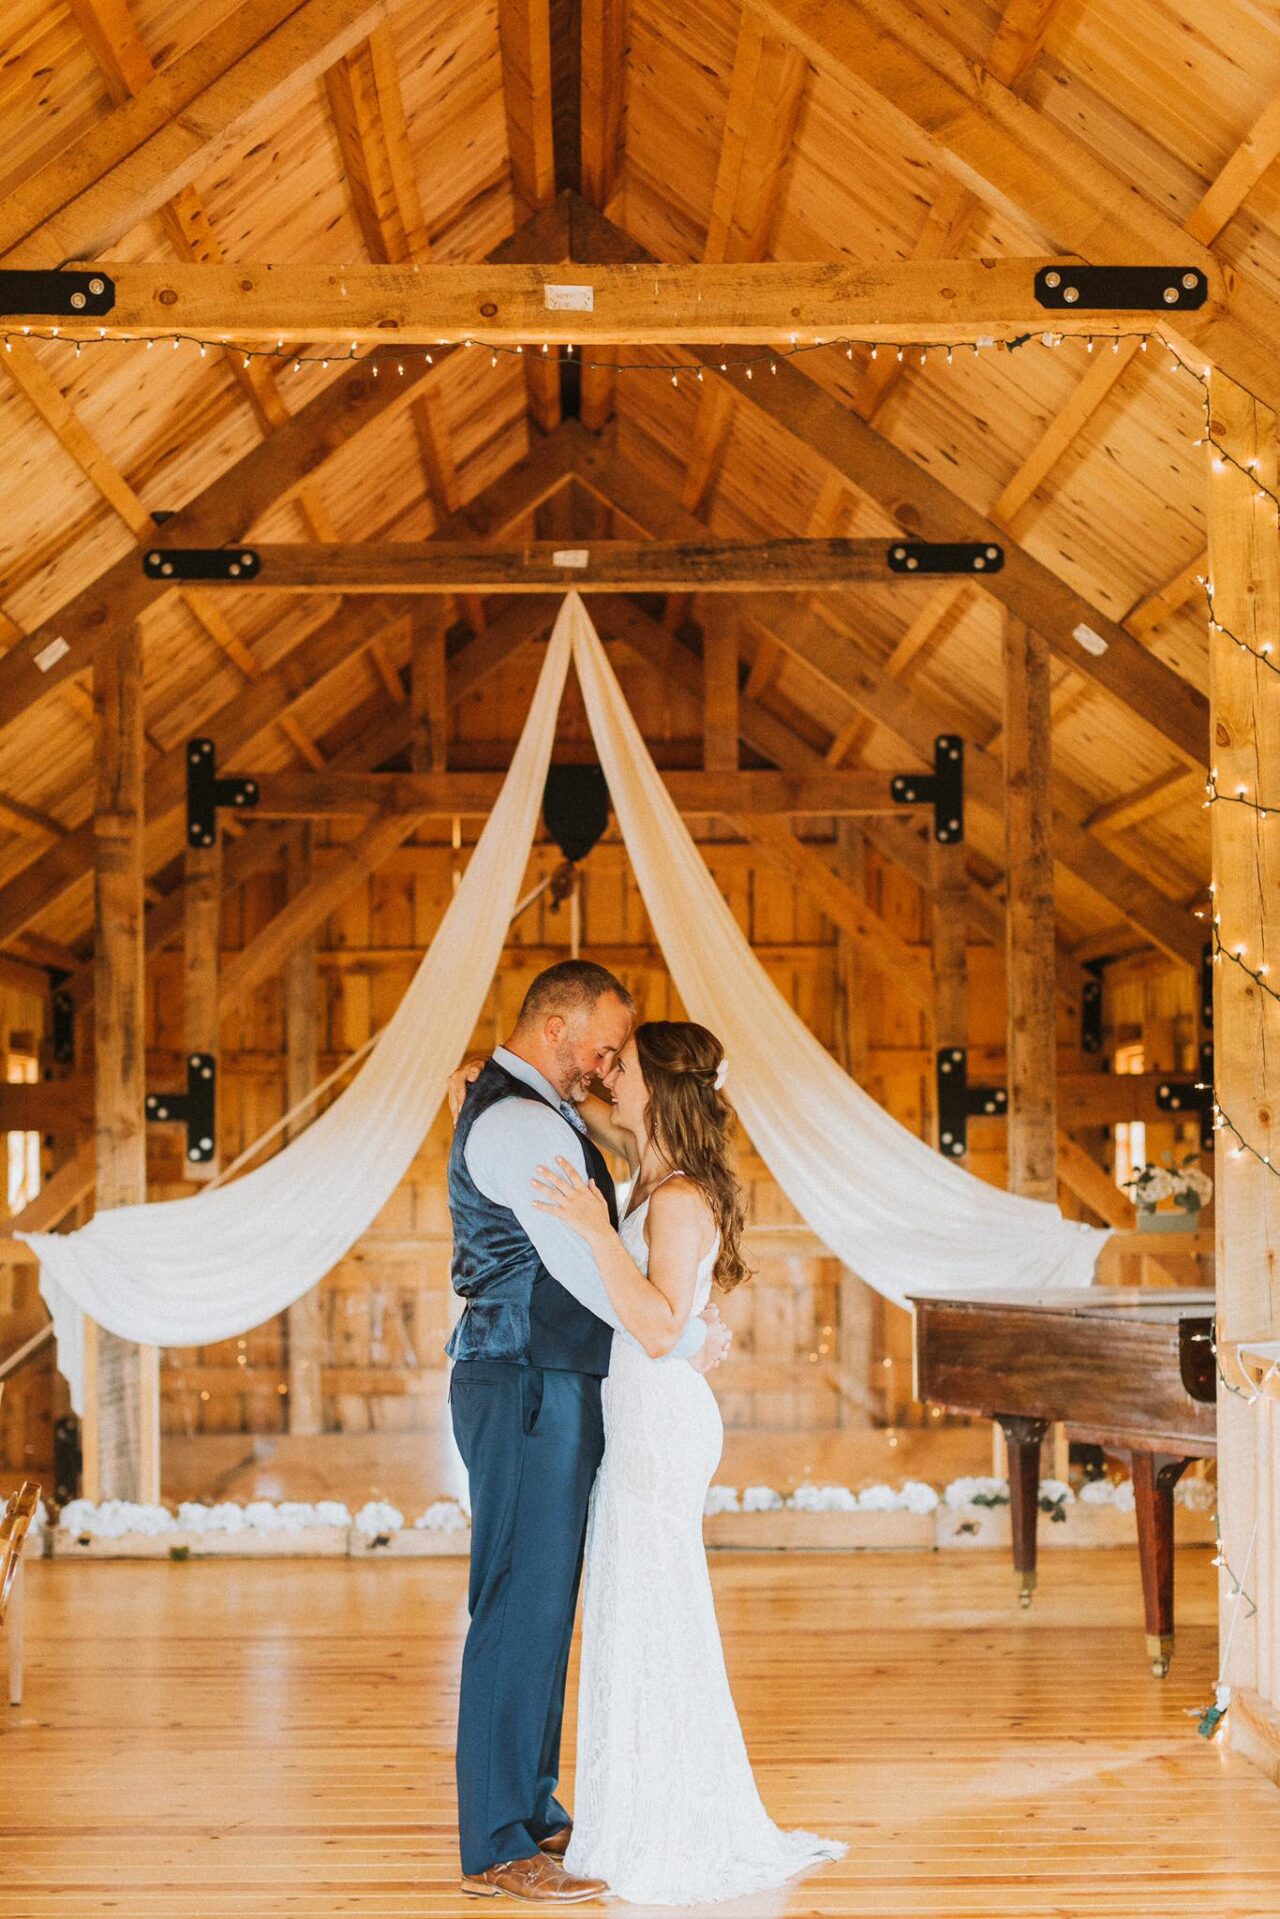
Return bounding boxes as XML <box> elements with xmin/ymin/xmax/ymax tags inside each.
<box><xmin>50</xmin><ymin>1472</ymin><xmax>1214</xmax><ymax>1537</ymax></box>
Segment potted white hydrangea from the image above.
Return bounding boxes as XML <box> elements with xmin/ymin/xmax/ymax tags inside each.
<box><xmin>1124</xmin><ymin>1153</ymin><xmax>1213</xmax><ymax>1232</ymax></box>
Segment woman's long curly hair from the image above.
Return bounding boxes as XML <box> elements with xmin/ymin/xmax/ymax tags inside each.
<box><xmin>633</xmin><ymin>1020</ymin><xmax>750</xmax><ymax>1292</ymax></box>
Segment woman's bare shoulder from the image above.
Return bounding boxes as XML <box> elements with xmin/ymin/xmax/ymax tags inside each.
<box><xmin>645</xmin><ymin>1174</ymin><xmax>715</xmax><ymax>1240</ymax></box>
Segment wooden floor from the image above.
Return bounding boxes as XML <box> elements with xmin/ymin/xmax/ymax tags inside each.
<box><xmin>5</xmin><ymin>1547</ymin><xmax>1280</xmax><ymax>1917</ymax></box>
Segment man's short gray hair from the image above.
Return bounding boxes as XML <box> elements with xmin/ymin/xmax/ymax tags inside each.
<box><xmin>515</xmin><ymin>960</ymin><xmax>635</xmax><ymax>1029</ymax></box>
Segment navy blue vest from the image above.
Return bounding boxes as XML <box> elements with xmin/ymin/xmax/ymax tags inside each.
<box><xmin>444</xmin><ymin>1059</ymin><xmax>615</xmax><ymax>1375</ymax></box>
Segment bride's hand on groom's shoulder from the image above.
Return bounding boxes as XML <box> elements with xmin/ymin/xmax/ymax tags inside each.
<box><xmin>531</xmin><ymin>1156</ymin><xmax>612</xmax><ymax>1241</ymax></box>
<box><xmin>446</xmin><ymin>1054</ymin><xmax>488</xmax><ymax>1122</ymax></box>
<box><xmin>688</xmin><ymin>1305</ymin><xmax>732</xmax><ymax>1376</ymax></box>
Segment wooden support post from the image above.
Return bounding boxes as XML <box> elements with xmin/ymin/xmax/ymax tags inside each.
<box><xmin>1003</xmin><ymin>613</ymin><xmax>1059</xmax><ymax>1488</ymax></box>
<box><xmin>409</xmin><ymin>605</ymin><xmax>448</xmax><ymax>773</ymax></box>
<box><xmin>87</xmin><ymin>624</ymin><xmax>157</xmax><ymax>1501</ymax></box>
<box><xmin>702</xmin><ymin>604</ymin><xmax>739</xmax><ymax>771</ymax></box>
<box><xmin>930</xmin><ymin>836</ymin><xmax>968</xmax><ymax>1145</ymax></box>
<box><xmin>182</xmin><ymin>838</ymin><xmax>221</xmax><ymax>1183</ymax></box>
<box><xmin>1003</xmin><ymin>615</ymin><xmax>1058</xmax><ymax>1203</ymax></box>
<box><xmin>834</xmin><ymin>822</ymin><xmax>869</xmax><ymax>1083</ymax></box>
<box><xmin>832</xmin><ymin>821</ymin><xmax>874</xmax><ymax>1428</ymax></box>
<box><xmin>1207</xmin><ymin>370</ymin><xmax>1280</xmax><ymax>1772</ymax></box>
<box><xmin>283</xmin><ymin>828</ymin><xmax>324</xmax><ymax>1436</ymax></box>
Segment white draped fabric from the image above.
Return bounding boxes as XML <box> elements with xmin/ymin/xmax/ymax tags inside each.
<box><xmin>24</xmin><ymin>604</ymin><xmax>576</xmax><ymax>1413</ymax></box>
<box><xmin>570</xmin><ymin>602</ymin><xmax>1109</xmax><ymax>1302</ymax></box>
<box><xmin>23</xmin><ymin>594</ymin><xmax>1107</xmax><ymax>1412</ymax></box>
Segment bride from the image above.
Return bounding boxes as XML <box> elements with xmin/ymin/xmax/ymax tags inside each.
<box><xmin>531</xmin><ymin>1018</ymin><xmax>845</xmax><ymax>1906</ymax></box>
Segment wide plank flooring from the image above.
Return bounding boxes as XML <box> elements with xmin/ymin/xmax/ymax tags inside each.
<box><xmin>4</xmin><ymin>1547</ymin><xmax>1279</xmax><ymax>1917</ymax></box>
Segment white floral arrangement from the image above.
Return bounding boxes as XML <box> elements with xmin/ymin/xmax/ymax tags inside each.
<box><xmin>414</xmin><ymin>1500</ymin><xmax>469</xmax><ymax>1533</ymax></box>
<box><xmin>741</xmin><ymin>1485</ymin><xmax>785</xmax><ymax>1511</ymax></box>
<box><xmin>1123</xmin><ymin>1152</ymin><xmax>1213</xmax><ymax>1214</ymax></box>
<box><xmin>354</xmin><ymin>1500</ymin><xmax>405</xmax><ymax>1538</ymax></box>
<box><xmin>1173</xmin><ymin>1474</ymin><xmax>1217</xmax><ymax>1512</ymax></box>
<box><xmin>58</xmin><ymin>1498</ymin><xmax>354</xmax><ymax>1537</ymax></box>
<box><xmin>1079</xmin><ymin>1476</ymin><xmax>1136</xmax><ymax>1512</ymax></box>
<box><xmin>943</xmin><ymin>1475</ymin><xmax>1010</xmax><ymax>1510</ymax></box>
<box><xmin>59</xmin><ymin>1499</ymin><xmax>176</xmax><ymax>1537</ymax></box>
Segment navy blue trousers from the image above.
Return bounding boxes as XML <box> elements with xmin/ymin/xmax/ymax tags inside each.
<box><xmin>450</xmin><ymin>1359</ymin><xmax>605</xmax><ymax>1876</ymax></box>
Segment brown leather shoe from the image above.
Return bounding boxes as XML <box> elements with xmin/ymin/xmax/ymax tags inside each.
<box><xmin>538</xmin><ymin>1825</ymin><xmax>571</xmax><ymax>1858</ymax></box>
<box><xmin>460</xmin><ymin>1852</ymin><xmax>607</xmax><ymax>1902</ymax></box>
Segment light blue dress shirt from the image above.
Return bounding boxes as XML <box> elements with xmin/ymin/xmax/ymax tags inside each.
<box><xmin>464</xmin><ymin>1046</ymin><xmax>708</xmax><ymax>1361</ymax></box>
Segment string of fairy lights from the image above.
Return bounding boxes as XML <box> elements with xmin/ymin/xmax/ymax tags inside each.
<box><xmin>11</xmin><ymin>308</ymin><xmax>1280</xmax><ymax>1737</ymax></box>
<box><xmin>0</xmin><ymin>319</ymin><xmax>1168</xmax><ymax>378</ymax></box>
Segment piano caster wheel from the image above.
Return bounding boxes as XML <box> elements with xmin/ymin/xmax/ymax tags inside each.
<box><xmin>1147</xmin><ymin>1633</ymin><xmax>1174</xmax><ymax>1678</ymax></box>
<box><xmin>1016</xmin><ymin>1571</ymin><xmax>1036</xmax><ymax>1608</ymax></box>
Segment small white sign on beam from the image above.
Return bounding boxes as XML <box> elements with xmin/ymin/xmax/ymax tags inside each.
<box><xmin>543</xmin><ymin>284</ymin><xmax>595</xmax><ymax>312</ymax></box>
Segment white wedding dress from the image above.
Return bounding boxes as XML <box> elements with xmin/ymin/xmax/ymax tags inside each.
<box><xmin>564</xmin><ymin>1181</ymin><xmax>846</xmax><ymax>1905</ymax></box>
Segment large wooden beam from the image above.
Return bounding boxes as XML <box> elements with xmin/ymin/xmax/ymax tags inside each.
<box><xmin>181</xmin><ymin>836</ymin><xmax>222</xmax><ymax>1183</ymax></box>
<box><xmin>87</xmin><ymin>624</ymin><xmax>157</xmax><ymax>1502</ymax></box>
<box><xmin>497</xmin><ymin>0</ymin><xmax>556</xmax><ymax>215</ymax></box>
<box><xmin>409</xmin><ymin>605</ymin><xmax>449</xmax><ymax>773</ymax></box>
<box><xmin>703</xmin><ymin>12</ymin><xmax>807</xmax><ymax>264</ymax></box>
<box><xmin>702</xmin><ymin>602</ymin><xmax>740</xmax><ymax>771</ymax></box>
<box><xmin>0</xmin><ymin>200</ymin><xmax>569</xmax><ymax>733</ymax></box>
<box><xmin>324</xmin><ymin>28</ymin><xmax>463</xmax><ymax>522</ymax></box>
<box><xmin>0</xmin><ymin>596</ymin><xmax>410</xmax><ymax>949</ymax></box>
<box><xmin>52</xmin><ymin>595</ymin><xmax>565</xmax><ymax>1008</ymax></box>
<box><xmin>1003</xmin><ymin>616</ymin><xmax>1057</xmax><ymax>1201</ymax></box>
<box><xmin>930</xmin><ymin>838</ymin><xmax>968</xmax><ymax>1149</ymax></box>
<box><xmin>579</xmin><ymin>0</ymin><xmax>627</xmax><ymax>213</ymax></box>
<box><xmin>283</xmin><ymin>827</ymin><xmax>324</xmax><ymax>1435</ymax></box>
<box><xmin>0</xmin><ymin>439</ymin><xmax>579</xmax><ymax>950</ymax></box>
<box><xmin>2</xmin><ymin>0</ymin><xmax>388</xmax><ymax>267</ymax></box>
<box><xmin>174</xmin><ymin>535</ymin><xmax>960</xmax><ymax>592</ymax></box>
<box><xmin>732</xmin><ymin>816</ymin><xmax>935</xmax><ymax>1015</ymax></box>
<box><xmin>748</xmin><ymin>595</ymin><xmax>1204</xmax><ymax>967</ymax></box>
<box><xmin>61</xmin><ymin>0</ymin><xmax>350</xmax><ymax>593</ymax></box>
<box><xmin>243</xmin><ymin>766</ymin><xmax>917</xmax><ymax>818</ymax></box>
<box><xmin>17</xmin><ymin>257</ymin><xmax>1214</xmax><ymax>346</ymax></box>
<box><xmin>748</xmin><ymin>0</ymin><xmax>1280</xmax><ymax>417</ymax></box>
<box><xmin>565</xmin><ymin>198</ymin><xmax>1208</xmax><ymax>767</ymax></box>
<box><xmin>574</xmin><ymin>455</ymin><xmax>1199</xmax><ymax>971</ymax></box>
<box><xmin>1206</xmin><ymin>370</ymin><xmax>1280</xmax><ymax>1768</ymax></box>
<box><xmin>219</xmin><ymin>809</ymin><xmax>429</xmax><ymax>1009</ymax></box>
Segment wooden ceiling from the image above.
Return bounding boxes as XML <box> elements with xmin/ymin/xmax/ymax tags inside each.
<box><xmin>1</xmin><ymin>0</ymin><xmax>1276</xmax><ymax>977</ymax></box>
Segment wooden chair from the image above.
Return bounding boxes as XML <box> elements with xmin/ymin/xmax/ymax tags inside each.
<box><xmin>1</xmin><ymin>1479</ymin><xmax>39</xmax><ymax>1708</ymax></box>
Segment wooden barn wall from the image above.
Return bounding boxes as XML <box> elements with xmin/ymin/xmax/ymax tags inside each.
<box><xmin>148</xmin><ymin>827</ymin><xmax>928</xmax><ymax>1455</ymax></box>
<box><xmin>3</xmin><ymin>826</ymin><xmax>1185</xmax><ymax>1481</ymax></box>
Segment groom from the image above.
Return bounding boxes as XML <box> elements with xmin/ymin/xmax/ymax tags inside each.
<box><xmin>445</xmin><ymin>959</ymin><xmax>731</xmax><ymax>1901</ymax></box>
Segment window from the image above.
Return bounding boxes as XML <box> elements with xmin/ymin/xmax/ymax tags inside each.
<box><xmin>6</xmin><ymin>1047</ymin><xmax>40</xmax><ymax>1214</ymax></box>
<box><xmin>1113</xmin><ymin>1042</ymin><xmax>1145</xmax><ymax>1195</ymax></box>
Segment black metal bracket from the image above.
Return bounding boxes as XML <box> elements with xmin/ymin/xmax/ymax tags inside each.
<box><xmin>1034</xmin><ymin>265</ymin><xmax>1208</xmax><ymax>312</ymax></box>
<box><xmin>145</xmin><ymin>1053</ymin><xmax>217</xmax><ymax>1164</ymax></box>
<box><xmin>936</xmin><ymin>1047</ymin><xmax>1008</xmax><ymax>1159</ymax></box>
<box><xmin>1081</xmin><ymin>969</ymin><xmax>1104</xmax><ymax>1056</ymax></box>
<box><xmin>144</xmin><ymin>547</ymin><xmax>260</xmax><ymax>582</ymax></box>
<box><xmin>1155</xmin><ymin>1041</ymin><xmax>1215</xmax><ymax>1152</ymax></box>
<box><xmin>887</xmin><ymin>541</ymin><xmax>1003</xmax><ymax>576</ymax></box>
<box><xmin>187</xmin><ymin>738</ymin><xmax>259</xmax><ymax>847</ymax></box>
<box><xmin>890</xmin><ymin>735</ymin><xmax>964</xmax><ymax>844</ymax></box>
<box><xmin>0</xmin><ymin>269</ymin><xmax>115</xmax><ymax>318</ymax></box>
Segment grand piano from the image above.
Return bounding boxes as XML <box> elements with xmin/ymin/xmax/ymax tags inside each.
<box><xmin>908</xmin><ymin>1289</ymin><xmax>1217</xmax><ymax>1676</ymax></box>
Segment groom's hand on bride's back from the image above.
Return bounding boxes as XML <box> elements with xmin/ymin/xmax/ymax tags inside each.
<box><xmin>446</xmin><ymin>1054</ymin><xmax>488</xmax><ymax>1122</ymax></box>
<box><xmin>688</xmin><ymin>1305</ymin><xmax>731</xmax><ymax>1375</ymax></box>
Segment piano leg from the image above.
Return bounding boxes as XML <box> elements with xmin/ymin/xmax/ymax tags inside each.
<box><xmin>1126</xmin><ymin>1449</ymin><xmax>1194</xmax><ymax>1677</ymax></box>
<box><xmin>995</xmin><ymin>1414</ymin><xmax>1049</xmax><ymax>1607</ymax></box>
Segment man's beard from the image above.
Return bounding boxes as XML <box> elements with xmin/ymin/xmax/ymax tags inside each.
<box><xmin>553</xmin><ymin>1038</ymin><xmax>591</xmax><ymax>1102</ymax></box>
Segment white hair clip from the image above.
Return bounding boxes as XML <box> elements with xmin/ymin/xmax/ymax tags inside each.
<box><xmin>713</xmin><ymin>1057</ymin><xmax>729</xmax><ymax>1091</ymax></box>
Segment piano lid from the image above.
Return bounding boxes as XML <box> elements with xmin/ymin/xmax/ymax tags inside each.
<box><xmin>905</xmin><ymin>1286</ymin><xmax>1214</xmax><ymax>1323</ymax></box>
